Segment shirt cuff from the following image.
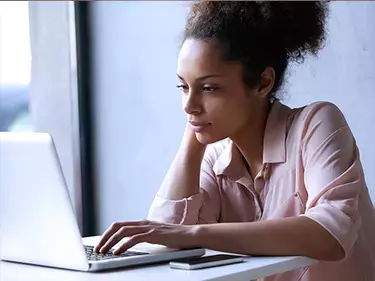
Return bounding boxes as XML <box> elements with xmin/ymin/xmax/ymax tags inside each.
<box><xmin>302</xmin><ymin>202</ymin><xmax>361</xmax><ymax>259</ymax></box>
<box><xmin>147</xmin><ymin>193</ymin><xmax>203</xmax><ymax>225</ymax></box>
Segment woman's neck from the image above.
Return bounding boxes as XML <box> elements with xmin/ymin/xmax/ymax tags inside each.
<box><xmin>231</xmin><ymin>101</ymin><xmax>271</xmax><ymax>179</ymax></box>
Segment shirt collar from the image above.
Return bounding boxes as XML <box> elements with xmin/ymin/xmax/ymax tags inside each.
<box><xmin>212</xmin><ymin>100</ymin><xmax>291</xmax><ymax>179</ymax></box>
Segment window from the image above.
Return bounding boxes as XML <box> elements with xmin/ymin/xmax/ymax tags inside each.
<box><xmin>0</xmin><ymin>1</ymin><xmax>33</xmax><ymax>132</ymax></box>
<box><xmin>0</xmin><ymin>1</ymin><xmax>86</xmax><ymax>231</ymax></box>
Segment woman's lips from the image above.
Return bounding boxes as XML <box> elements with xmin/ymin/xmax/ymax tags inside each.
<box><xmin>189</xmin><ymin>122</ymin><xmax>211</xmax><ymax>132</ymax></box>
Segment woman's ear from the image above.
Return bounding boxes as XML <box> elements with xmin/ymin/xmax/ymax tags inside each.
<box><xmin>255</xmin><ymin>67</ymin><xmax>275</xmax><ymax>99</ymax></box>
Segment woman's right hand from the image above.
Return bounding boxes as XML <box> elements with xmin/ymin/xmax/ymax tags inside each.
<box><xmin>155</xmin><ymin>122</ymin><xmax>207</xmax><ymax>200</ymax></box>
<box><xmin>181</xmin><ymin>122</ymin><xmax>206</xmax><ymax>149</ymax></box>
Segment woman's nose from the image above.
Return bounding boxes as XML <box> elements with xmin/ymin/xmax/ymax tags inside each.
<box><xmin>183</xmin><ymin>92</ymin><xmax>202</xmax><ymax>116</ymax></box>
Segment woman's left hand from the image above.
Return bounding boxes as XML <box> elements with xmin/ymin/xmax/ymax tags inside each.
<box><xmin>94</xmin><ymin>219</ymin><xmax>199</xmax><ymax>255</ymax></box>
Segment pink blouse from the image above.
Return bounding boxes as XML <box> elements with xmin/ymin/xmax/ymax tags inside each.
<box><xmin>148</xmin><ymin>101</ymin><xmax>375</xmax><ymax>281</ymax></box>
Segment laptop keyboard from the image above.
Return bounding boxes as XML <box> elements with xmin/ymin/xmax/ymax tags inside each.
<box><xmin>84</xmin><ymin>245</ymin><xmax>148</xmax><ymax>261</ymax></box>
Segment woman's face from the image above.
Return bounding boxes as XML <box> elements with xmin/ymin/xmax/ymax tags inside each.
<box><xmin>177</xmin><ymin>39</ymin><xmax>268</xmax><ymax>144</ymax></box>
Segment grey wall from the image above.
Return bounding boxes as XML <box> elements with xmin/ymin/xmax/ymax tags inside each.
<box><xmin>91</xmin><ymin>1</ymin><xmax>375</xmax><ymax>233</ymax></box>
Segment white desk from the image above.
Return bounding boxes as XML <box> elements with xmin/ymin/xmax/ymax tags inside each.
<box><xmin>0</xmin><ymin>236</ymin><xmax>317</xmax><ymax>281</ymax></box>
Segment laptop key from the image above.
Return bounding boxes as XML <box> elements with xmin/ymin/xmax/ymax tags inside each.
<box><xmin>84</xmin><ymin>245</ymin><xmax>148</xmax><ymax>261</ymax></box>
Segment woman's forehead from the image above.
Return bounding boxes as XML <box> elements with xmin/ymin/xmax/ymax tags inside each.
<box><xmin>178</xmin><ymin>39</ymin><xmax>221</xmax><ymax>65</ymax></box>
<box><xmin>177</xmin><ymin>39</ymin><xmax>241</xmax><ymax>79</ymax></box>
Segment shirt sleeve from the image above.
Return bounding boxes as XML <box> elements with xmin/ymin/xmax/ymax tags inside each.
<box><xmin>300</xmin><ymin>102</ymin><xmax>363</xmax><ymax>259</ymax></box>
<box><xmin>147</xmin><ymin>146</ymin><xmax>221</xmax><ymax>225</ymax></box>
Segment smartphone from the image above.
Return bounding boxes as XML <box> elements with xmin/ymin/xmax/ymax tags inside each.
<box><xmin>169</xmin><ymin>254</ymin><xmax>244</xmax><ymax>270</ymax></box>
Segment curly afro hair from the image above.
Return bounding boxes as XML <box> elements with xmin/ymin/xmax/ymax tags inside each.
<box><xmin>183</xmin><ymin>1</ymin><xmax>329</xmax><ymax>99</ymax></box>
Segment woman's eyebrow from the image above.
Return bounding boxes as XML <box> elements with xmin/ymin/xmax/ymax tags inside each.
<box><xmin>177</xmin><ymin>74</ymin><xmax>223</xmax><ymax>82</ymax></box>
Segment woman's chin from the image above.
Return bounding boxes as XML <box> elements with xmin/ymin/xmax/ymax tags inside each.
<box><xmin>195</xmin><ymin>132</ymin><xmax>225</xmax><ymax>145</ymax></box>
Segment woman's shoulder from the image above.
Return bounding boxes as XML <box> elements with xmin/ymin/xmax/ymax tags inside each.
<box><xmin>287</xmin><ymin>101</ymin><xmax>354</xmax><ymax>153</ymax></box>
<box><xmin>290</xmin><ymin>101</ymin><xmax>349</xmax><ymax>130</ymax></box>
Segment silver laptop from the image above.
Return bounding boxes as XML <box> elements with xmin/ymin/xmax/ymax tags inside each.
<box><xmin>0</xmin><ymin>132</ymin><xmax>205</xmax><ymax>271</ymax></box>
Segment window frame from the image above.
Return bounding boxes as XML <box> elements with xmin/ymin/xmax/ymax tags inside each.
<box><xmin>27</xmin><ymin>1</ymin><xmax>96</xmax><ymax>235</ymax></box>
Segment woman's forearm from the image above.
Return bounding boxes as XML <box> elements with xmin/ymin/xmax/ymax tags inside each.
<box><xmin>157</xmin><ymin>125</ymin><xmax>206</xmax><ymax>200</ymax></box>
<box><xmin>194</xmin><ymin>216</ymin><xmax>345</xmax><ymax>261</ymax></box>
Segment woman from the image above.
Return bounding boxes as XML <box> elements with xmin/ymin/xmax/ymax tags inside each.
<box><xmin>95</xmin><ymin>2</ymin><xmax>375</xmax><ymax>280</ymax></box>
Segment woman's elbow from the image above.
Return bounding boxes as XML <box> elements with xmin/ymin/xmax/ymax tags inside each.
<box><xmin>315</xmin><ymin>238</ymin><xmax>346</xmax><ymax>262</ymax></box>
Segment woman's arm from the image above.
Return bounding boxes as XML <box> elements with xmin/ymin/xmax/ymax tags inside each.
<box><xmin>194</xmin><ymin>216</ymin><xmax>345</xmax><ymax>261</ymax></box>
<box><xmin>147</xmin><ymin>124</ymin><xmax>221</xmax><ymax>225</ymax></box>
<box><xmin>156</xmin><ymin>124</ymin><xmax>206</xmax><ymax>200</ymax></box>
<box><xmin>95</xmin><ymin>216</ymin><xmax>343</xmax><ymax>260</ymax></box>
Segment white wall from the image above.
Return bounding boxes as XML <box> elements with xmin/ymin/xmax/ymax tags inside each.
<box><xmin>90</xmin><ymin>1</ymin><xmax>189</xmax><ymax>233</ymax></box>
<box><xmin>91</xmin><ymin>2</ymin><xmax>375</xmax><ymax>233</ymax></box>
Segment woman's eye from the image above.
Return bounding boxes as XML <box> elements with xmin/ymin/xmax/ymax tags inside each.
<box><xmin>203</xmin><ymin>86</ymin><xmax>219</xmax><ymax>92</ymax></box>
<box><xmin>176</xmin><ymin>85</ymin><xmax>189</xmax><ymax>92</ymax></box>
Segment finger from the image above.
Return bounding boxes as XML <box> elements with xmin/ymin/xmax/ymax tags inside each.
<box><xmin>100</xmin><ymin>226</ymin><xmax>149</xmax><ymax>254</ymax></box>
<box><xmin>94</xmin><ymin>220</ymin><xmax>149</xmax><ymax>253</ymax></box>
<box><xmin>94</xmin><ymin>222</ymin><xmax>122</xmax><ymax>253</ymax></box>
<box><xmin>113</xmin><ymin>231</ymin><xmax>154</xmax><ymax>255</ymax></box>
